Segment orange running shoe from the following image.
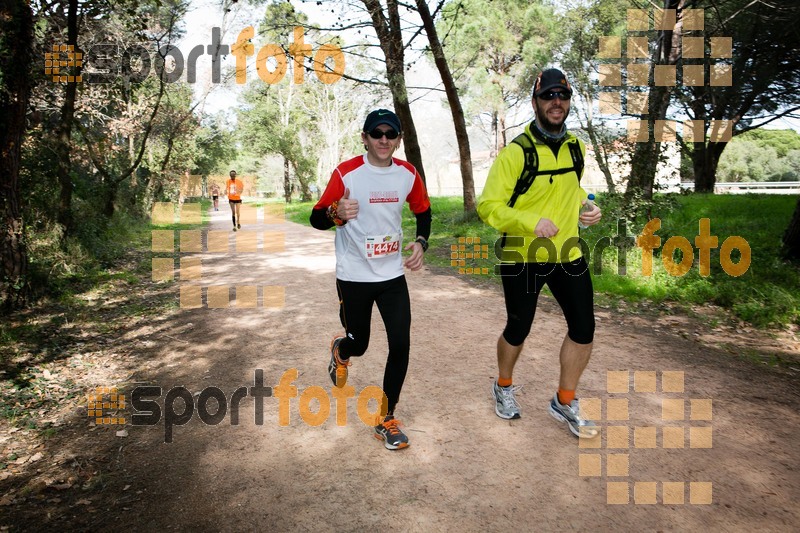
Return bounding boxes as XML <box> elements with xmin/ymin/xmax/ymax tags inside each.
<box><xmin>374</xmin><ymin>415</ymin><xmax>409</xmax><ymax>450</ymax></box>
<box><xmin>327</xmin><ymin>336</ymin><xmax>350</xmax><ymax>387</ymax></box>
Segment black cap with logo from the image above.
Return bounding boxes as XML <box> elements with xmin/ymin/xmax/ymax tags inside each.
<box><xmin>533</xmin><ymin>68</ymin><xmax>573</xmax><ymax>97</ymax></box>
<box><xmin>363</xmin><ymin>109</ymin><xmax>402</xmax><ymax>133</ymax></box>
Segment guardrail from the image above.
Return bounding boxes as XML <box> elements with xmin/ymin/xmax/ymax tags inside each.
<box><xmin>419</xmin><ymin>181</ymin><xmax>799</xmax><ymax>197</ymax></box>
<box><xmin>680</xmin><ymin>181</ymin><xmax>800</xmax><ymax>194</ymax></box>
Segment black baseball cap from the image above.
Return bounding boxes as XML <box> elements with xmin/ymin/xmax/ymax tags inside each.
<box><xmin>363</xmin><ymin>109</ymin><xmax>402</xmax><ymax>133</ymax></box>
<box><xmin>533</xmin><ymin>68</ymin><xmax>572</xmax><ymax>97</ymax></box>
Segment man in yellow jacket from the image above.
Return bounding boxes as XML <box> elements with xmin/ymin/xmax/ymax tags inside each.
<box><xmin>478</xmin><ymin>68</ymin><xmax>602</xmax><ymax>438</ymax></box>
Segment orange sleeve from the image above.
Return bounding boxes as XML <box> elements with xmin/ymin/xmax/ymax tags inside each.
<box><xmin>313</xmin><ymin>169</ymin><xmax>346</xmax><ymax>210</ymax></box>
<box><xmin>407</xmin><ymin>171</ymin><xmax>431</xmax><ymax>214</ymax></box>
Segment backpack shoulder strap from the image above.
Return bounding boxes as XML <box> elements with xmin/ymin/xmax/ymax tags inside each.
<box><xmin>567</xmin><ymin>137</ymin><xmax>584</xmax><ymax>182</ymax></box>
<box><xmin>506</xmin><ymin>133</ymin><xmax>584</xmax><ymax>209</ymax></box>
<box><xmin>508</xmin><ymin>132</ymin><xmax>538</xmax><ymax>208</ymax></box>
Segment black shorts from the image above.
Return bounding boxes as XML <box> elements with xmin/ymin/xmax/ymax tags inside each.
<box><xmin>212</xmin><ymin>195</ymin><xmax>218</xmax><ymax>200</ymax></box>
<box><xmin>229</xmin><ymin>199</ymin><xmax>242</xmax><ymax>204</ymax></box>
<box><xmin>499</xmin><ymin>258</ymin><xmax>595</xmax><ymax>345</ymax></box>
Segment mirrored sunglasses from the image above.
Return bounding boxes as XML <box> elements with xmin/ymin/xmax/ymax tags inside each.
<box><xmin>538</xmin><ymin>90</ymin><xmax>572</xmax><ymax>101</ymax></box>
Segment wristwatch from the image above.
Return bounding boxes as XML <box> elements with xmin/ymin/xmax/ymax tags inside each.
<box><xmin>415</xmin><ymin>236</ymin><xmax>429</xmax><ymax>252</ymax></box>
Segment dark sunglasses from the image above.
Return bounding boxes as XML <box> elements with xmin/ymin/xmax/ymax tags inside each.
<box><xmin>538</xmin><ymin>90</ymin><xmax>572</xmax><ymax>101</ymax></box>
<box><xmin>367</xmin><ymin>129</ymin><xmax>400</xmax><ymax>140</ymax></box>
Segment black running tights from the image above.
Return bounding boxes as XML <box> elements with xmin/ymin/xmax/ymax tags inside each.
<box><xmin>335</xmin><ymin>276</ymin><xmax>411</xmax><ymax>414</ymax></box>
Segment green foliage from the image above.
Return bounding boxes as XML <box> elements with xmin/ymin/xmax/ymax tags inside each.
<box><xmin>583</xmin><ymin>193</ymin><xmax>800</xmax><ymax>327</ymax></box>
<box><xmin>287</xmin><ymin>193</ymin><xmax>799</xmax><ymax>328</ymax></box>
<box><xmin>556</xmin><ymin>0</ymin><xmax>631</xmax><ymax>193</ymax></box>
<box><xmin>717</xmin><ymin>130</ymin><xmax>800</xmax><ymax>182</ymax></box>
<box><xmin>192</xmin><ymin>114</ymin><xmax>237</xmax><ymax>176</ymax></box>
<box><xmin>558</xmin><ymin>0</ymin><xmax>629</xmax><ymax>95</ymax></box>
<box><xmin>237</xmin><ymin>2</ymin><xmax>372</xmax><ymax>202</ymax></box>
<box><xmin>741</xmin><ymin>129</ymin><xmax>800</xmax><ymax>157</ymax></box>
<box><xmin>237</xmin><ymin>82</ymin><xmax>316</xmax><ymax>200</ymax></box>
<box><xmin>26</xmin><ymin>206</ymin><xmax>151</xmax><ymax>302</ymax></box>
<box><xmin>437</xmin><ymin>0</ymin><xmax>559</xmax><ymax>137</ymax></box>
<box><xmin>676</xmin><ymin>1</ymin><xmax>800</xmax><ymax>187</ymax></box>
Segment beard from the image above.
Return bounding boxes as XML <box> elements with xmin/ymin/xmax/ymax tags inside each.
<box><xmin>535</xmin><ymin>101</ymin><xmax>570</xmax><ymax>134</ymax></box>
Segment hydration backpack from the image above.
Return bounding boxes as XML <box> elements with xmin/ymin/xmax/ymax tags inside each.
<box><xmin>506</xmin><ymin>132</ymin><xmax>585</xmax><ymax>208</ymax></box>
<box><xmin>498</xmin><ymin>133</ymin><xmax>585</xmax><ymax>249</ymax></box>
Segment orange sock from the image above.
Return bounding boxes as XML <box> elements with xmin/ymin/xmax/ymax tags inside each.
<box><xmin>558</xmin><ymin>388</ymin><xmax>575</xmax><ymax>405</ymax></box>
<box><xmin>497</xmin><ymin>377</ymin><xmax>513</xmax><ymax>388</ymax></box>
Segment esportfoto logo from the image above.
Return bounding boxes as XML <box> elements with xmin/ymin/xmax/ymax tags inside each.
<box><xmin>91</xmin><ymin>369</ymin><xmax>389</xmax><ymax>443</ymax></box>
<box><xmin>49</xmin><ymin>26</ymin><xmax>344</xmax><ymax>85</ymax></box>
<box><xmin>451</xmin><ymin>218</ymin><xmax>750</xmax><ymax>278</ymax></box>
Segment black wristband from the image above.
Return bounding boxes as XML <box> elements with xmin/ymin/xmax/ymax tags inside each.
<box><xmin>415</xmin><ymin>236</ymin><xmax>428</xmax><ymax>252</ymax></box>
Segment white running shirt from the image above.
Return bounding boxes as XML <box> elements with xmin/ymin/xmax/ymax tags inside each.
<box><xmin>314</xmin><ymin>155</ymin><xmax>430</xmax><ymax>282</ymax></box>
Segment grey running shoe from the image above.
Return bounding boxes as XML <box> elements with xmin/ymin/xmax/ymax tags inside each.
<box><xmin>374</xmin><ymin>415</ymin><xmax>409</xmax><ymax>450</ymax></box>
<box><xmin>492</xmin><ymin>381</ymin><xmax>522</xmax><ymax>420</ymax></box>
<box><xmin>327</xmin><ymin>336</ymin><xmax>350</xmax><ymax>387</ymax></box>
<box><xmin>548</xmin><ymin>393</ymin><xmax>599</xmax><ymax>439</ymax></box>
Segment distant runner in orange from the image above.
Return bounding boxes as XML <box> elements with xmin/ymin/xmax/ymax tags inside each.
<box><xmin>226</xmin><ymin>170</ymin><xmax>244</xmax><ymax>231</ymax></box>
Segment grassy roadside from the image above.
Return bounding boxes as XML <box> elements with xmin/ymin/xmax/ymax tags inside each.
<box><xmin>1</xmin><ymin>200</ymin><xmax>211</xmax><ymax>423</ymax></box>
<box><xmin>286</xmin><ymin>194</ymin><xmax>800</xmax><ymax>329</ymax></box>
<box><xmin>0</xmin><ymin>200</ymin><xmax>214</xmax><ymax>526</ymax></box>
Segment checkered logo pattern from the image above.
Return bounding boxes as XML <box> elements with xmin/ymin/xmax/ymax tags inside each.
<box><xmin>578</xmin><ymin>370</ymin><xmax>713</xmax><ymax>505</ymax></box>
<box><xmin>597</xmin><ymin>8</ymin><xmax>733</xmax><ymax>143</ymax></box>
<box><xmin>450</xmin><ymin>237</ymin><xmax>490</xmax><ymax>275</ymax></box>
<box><xmin>87</xmin><ymin>387</ymin><xmax>126</xmax><ymax>425</ymax></box>
<box><xmin>150</xmin><ymin>202</ymin><xmax>286</xmax><ymax>308</ymax></box>
<box><xmin>45</xmin><ymin>44</ymin><xmax>83</xmax><ymax>83</ymax></box>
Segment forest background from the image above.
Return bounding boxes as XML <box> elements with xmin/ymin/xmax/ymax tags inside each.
<box><xmin>1</xmin><ymin>0</ymin><xmax>799</xmax><ymax>328</ymax></box>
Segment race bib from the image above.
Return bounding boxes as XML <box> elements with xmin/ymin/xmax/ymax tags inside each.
<box><xmin>365</xmin><ymin>234</ymin><xmax>400</xmax><ymax>259</ymax></box>
<box><xmin>229</xmin><ymin>184</ymin><xmax>237</xmax><ymax>195</ymax></box>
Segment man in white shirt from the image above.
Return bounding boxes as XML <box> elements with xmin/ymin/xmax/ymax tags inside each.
<box><xmin>310</xmin><ymin>109</ymin><xmax>431</xmax><ymax>450</ymax></box>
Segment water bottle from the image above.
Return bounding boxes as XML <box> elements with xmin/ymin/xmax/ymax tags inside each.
<box><xmin>578</xmin><ymin>194</ymin><xmax>595</xmax><ymax>229</ymax></box>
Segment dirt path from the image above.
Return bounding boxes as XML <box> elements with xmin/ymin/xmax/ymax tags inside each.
<box><xmin>3</xmin><ymin>206</ymin><xmax>799</xmax><ymax>531</ymax></box>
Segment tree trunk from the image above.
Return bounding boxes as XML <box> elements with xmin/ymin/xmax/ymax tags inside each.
<box><xmin>693</xmin><ymin>141</ymin><xmax>726</xmax><ymax>193</ymax></box>
<box><xmin>55</xmin><ymin>0</ymin><xmax>80</xmax><ymax>234</ymax></box>
<box><xmin>782</xmin><ymin>196</ymin><xmax>800</xmax><ymax>261</ymax></box>
<box><xmin>490</xmin><ymin>111</ymin><xmax>499</xmax><ymax>157</ymax></box>
<box><xmin>626</xmin><ymin>84</ymin><xmax>671</xmax><ymax>201</ymax></box>
<box><xmin>0</xmin><ymin>0</ymin><xmax>34</xmax><ymax>312</ymax></box>
<box><xmin>585</xmin><ymin>120</ymin><xmax>616</xmax><ymax>194</ymax></box>
<box><xmin>283</xmin><ymin>157</ymin><xmax>291</xmax><ymax>203</ymax></box>
<box><xmin>415</xmin><ymin>0</ymin><xmax>475</xmax><ymax>211</ymax></box>
<box><xmin>103</xmin><ymin>182</ymin><xmax>117</xmax><ymax>219</ymax></box>
<box><xmin>292</xmin><ymin>160</ymin><xmax>312</xmax><ymax>202</ymax></box>
<box><xmin>362</xmin><ymin>0</ymin><xmax>427</xmax><ymax>184</ymax></box>
<box><xmin>625</xmin><ymin>0</ymin><xmax>683</xmax><ymax>202</ymax></box>
<box><xmin>498</xmin><ymin>113</ymin><xmax>507</xmax><ymax>156</ymax></box>
<box><xmin>78</xmin><ymin>30</ymin><xmax>171</xmax><ymax>220</ymax></box>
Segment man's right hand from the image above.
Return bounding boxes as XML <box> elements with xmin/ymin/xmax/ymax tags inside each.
<box><xmin>338</xmin><ymin>188</ymin><xmax>359</xmax><ymax>221</ymax></box>
<box><xmin>534</xmin><ymin>218</ymin><xmax>559</xmax><ymax>238</ymax></box>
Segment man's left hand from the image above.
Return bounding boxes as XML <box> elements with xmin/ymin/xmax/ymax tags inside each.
<box><xmin>403</xmin><ymin>241</ymin><xmax>424</xmax><ymax>271</ymax></box>
<box><xmin>579</xmin><ymin>202</ymin><xmax>602</xmax><ymax>227</ymax></box>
